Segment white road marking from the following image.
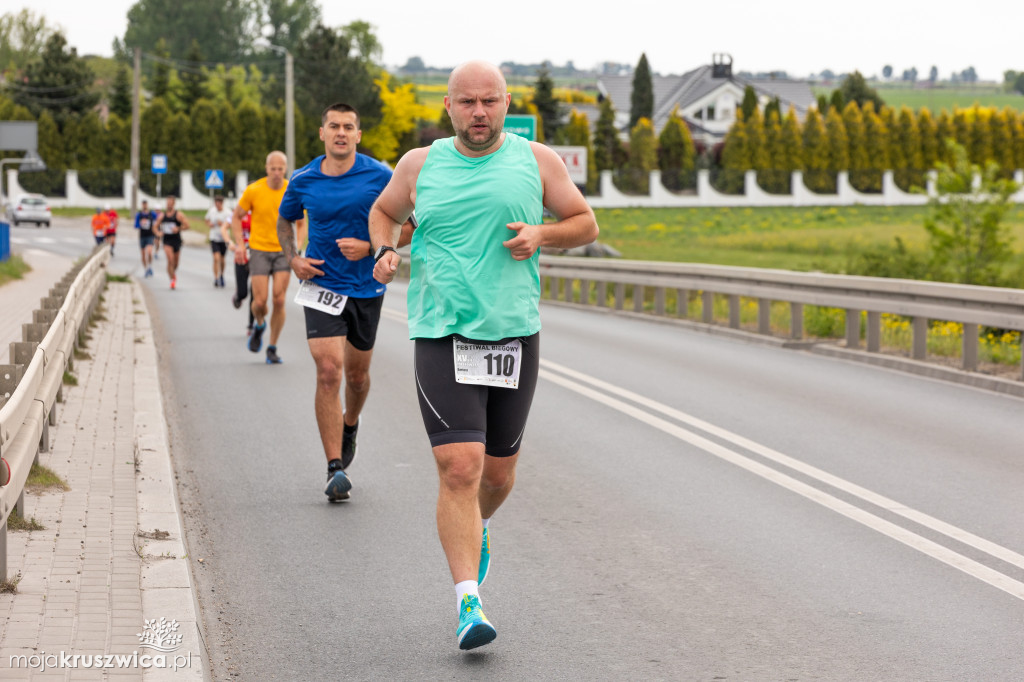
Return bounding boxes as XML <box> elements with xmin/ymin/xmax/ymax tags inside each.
<box><xmin>376</xmin><ymin>306</ymin><xmax>1024</xmax><ymax>601</ymax></box>
<box><xmin>540</xmin><ymin>359</ymin><xmax>1024</xmax><ymax>602</ymax></box>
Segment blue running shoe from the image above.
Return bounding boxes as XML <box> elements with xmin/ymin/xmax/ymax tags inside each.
<box><xmin>265</xmin><ymin>345</ymin><xmax>283</xmax><ymax>364</ymax></box>
<box><xmin>324</xmin><ymin>467</ymin><xmax>351</xmax><ymax>502</ymax></box>
<box><xmin>247</xmin><ymin>322</ymin><xmax>265</xmax><ymax>353</ymax></box>
<box><xmin>478</xmin><ymin>527</ymin><xmax>490</xmax><ymax>586</ymax></box>
<box><xmin>456</xmin><ymin>594</ymin><xmax>496</xmax><ymax>650</ymax></box>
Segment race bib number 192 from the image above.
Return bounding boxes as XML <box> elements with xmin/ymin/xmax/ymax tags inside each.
<box><xmin>453</xmin><ymin>339</ymin><xmax>521</xmax><ymax>389</ymax></box>
<box><xmin>294</xmin><ymin>280</ymin><xmax>347</xmax><ymax>316</ymax></box>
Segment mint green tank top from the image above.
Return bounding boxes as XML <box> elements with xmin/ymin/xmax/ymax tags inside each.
<box><xmin>409</xmin><ymin>134</ymin><xmax>543</xmax><ymax>340</ymax></box>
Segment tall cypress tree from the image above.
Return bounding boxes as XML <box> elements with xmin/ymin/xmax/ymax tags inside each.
<box><xmin>801</xmin><ymin>108</ymin><xmax>830</xmax><ymax>193</ymax></box>
<box><xmin>989</xmin><ymin>107</ymin><xmax>1014</xmax><ymax>178</ymax></box>
<box><xmin>719</xmin><ymin>111</ymin><xmax>750</xmax><ymax>194</ymax></box>
<box><xmin>861</xmin><ymin>102</ymin><xmax>889</xmax><ymax>193</ymax></box>
<box><xmin>892</xmin><ymin>106</ymin><xmax>923</xmax><ymax>191</ymax></box>
<box><xmin>629</xmin><ymin>53</ymin><xmax>654</xmax><ymax>128</ymax></box>
<box><xmin>968</xmin><ymin>105</ymin><xmax>992</xmax><ymax>166</ymax></box>
<box><xmin>935</xmin><ymin>109</ymin><xmax>955</xmax><ymax>166</ymax></box>
<box><xmin>532</xmin><ymin>65</ymin><xmax>561</xmax><ymax>144</ymax></box>
<box><xmin>740</xmin><ymin>85</ymin><xmax>758</xmax><ymax>121</ymax></box>
<box><xmin>1008</xmin><ymin>109</ymin><xmax>1024</xmax><ymax>173</ymax></box>
<box><xmin>952</xmin><ymin>108</ymin><xmax>970</xmax><ymax>153</ymax></box>
<box><xmin>842</xmin><ymin>102</ymin><xmax>870</xmax><ymax>192</ymax></box>
<box><xmin>780</xmin><ymin>107</ymin><xmax>804</xmax><ymax>182</ymax></box>
<box><xmin>761</xmin><ymin>109</ymin><xmax>787</xmax><ymax>193</ymax></box>
<box><xmin>657</xmin><ymin>107</ymin><xmax>696</xmax><ymax>191</ymax></box>
<box><xmin>824</xmin><ymin>107</ymin><xmax>849</xmax><ymax>192</ymax></box>
<box><xmin>625</xmin><ymin>117</ymin><xmax>657</xmax><ymax>193</ymax></box>
<box><xmin>594</xmin><ymin>97</ymin><xmax>624</xmax><ymax>171</ymax></box>
<box><xmin>745</xmin><ymin>107</ymin><xmax>770</xmax><ymax>190</ymax></box>
<box><xmin>917</xmin><ymin>108</ymin><xmax>939</xmax><ymax>175</ymax></box>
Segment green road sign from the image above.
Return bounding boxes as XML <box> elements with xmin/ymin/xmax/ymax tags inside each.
<box><xmin>503</xmin><ymin>114</ymin><xmax>537</xmax><ymax>141</ymax></box>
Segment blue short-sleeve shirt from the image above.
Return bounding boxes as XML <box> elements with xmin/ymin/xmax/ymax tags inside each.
<box><xmin>279</xmin><ymin>154</ymin><xmax>393</xmax><ymax>298</ymax></box>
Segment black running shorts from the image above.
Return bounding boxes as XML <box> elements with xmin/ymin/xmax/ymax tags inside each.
<box><xmin>414</xmin><ymin>332</ymin><xmax>539</xmax><ymax>457</ymax></box>
<box><xmin>162</xmin><ymin>233</ymin><xmax>182</xmax><ymax>252</ymax></box>
<box><xmin>303</xmin><ymin>294</ymin><xmax>384</xmax><ymax>351</ymax></box>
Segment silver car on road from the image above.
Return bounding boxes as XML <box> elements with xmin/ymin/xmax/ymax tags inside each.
<box><xmin>7</xmin><ymin>194</ymin><xmax>51</xmax><ymax>227</ymax></box>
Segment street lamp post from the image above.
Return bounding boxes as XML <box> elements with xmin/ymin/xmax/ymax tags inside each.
<box><xmin>285</xmin><ymin>49</ymin><xmax>294</xmax><ymax>178</ymax></box>
<box><xmin>262</xmin><ymin>42</ymin><xmax>295</xmax><ymax>178</ymax></box>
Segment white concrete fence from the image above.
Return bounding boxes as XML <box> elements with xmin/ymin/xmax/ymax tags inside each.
<box><xmin>5</xmin><ymin>170</ymin><xmax>253</xmax><ymax>211</ymax></box>
<box><xmin>8</xmin><ymin>167</ymin><xmax>1024</xmax><ymax>210</ymax></box>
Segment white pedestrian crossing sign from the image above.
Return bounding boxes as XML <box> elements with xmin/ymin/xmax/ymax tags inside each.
<box><xmin>204</xmin><ymin>169</ymin><xmax>224</xmax><ymax>189</ymax></box>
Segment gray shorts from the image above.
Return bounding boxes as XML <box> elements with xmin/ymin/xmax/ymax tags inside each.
<box><xmin>248</xmin><ymin>248</ymin><xmax>290</xmax><ymax>276</ymax></box>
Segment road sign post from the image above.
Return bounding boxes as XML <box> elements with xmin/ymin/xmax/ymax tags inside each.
<box><xmin>151</xmin><ymin>154</ymin><xmax>167</xmax><ymax>198</ymax></box>
<box><xmin>205</xmin><ymin>169</ymin><xmax>224</xmax><ymax>203</ymax></box>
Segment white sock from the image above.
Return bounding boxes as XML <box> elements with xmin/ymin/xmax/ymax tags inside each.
<box><xmin>455</xmin><ymin>580</ymin><xmax>479</xmax><ymax>609</ymax></box>
<box><xmin>482</xmin><ymin>518</ymin><xmax>490</xmax><ymax>530</ymax></box>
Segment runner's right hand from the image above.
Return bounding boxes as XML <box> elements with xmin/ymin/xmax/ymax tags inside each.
<box><xmin>291</xmin><ymin>256</ymin><xmax>325</xmax><ymax>280</ymax></box>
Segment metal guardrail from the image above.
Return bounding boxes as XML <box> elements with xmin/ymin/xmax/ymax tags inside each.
<box><xmin>538</xmin><ymin>256</ymin><xmax>1024</xmax><ymax>384</ymax></box>
<box><xmin>0</xmin><ymin>245</ymin><xmax>109</xmax><ymax>579</ymax></box>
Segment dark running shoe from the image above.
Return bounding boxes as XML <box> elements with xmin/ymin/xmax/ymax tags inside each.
<box><xmin>341</xmin><ymin>418</ymin><xmax>359</xmax><ymax>470</ymax></box>
<box><xmin>232</xmin><ymin>293</ymin><xmax>242</xmax><ymax>309</ymax></box>
<box><xmin>265</xmin><ymin>345</ymin><xmax>283</xmax><ymax>364</ymax></box>
<box><xmin>325</xmin><ymin>467</ymin><xmax>351</xmax><ymax>502</ymax></box>
<box><xmin>247</xmin><ymin>322</ymin><xmax>265</xmax><ymax>353</ymax></box>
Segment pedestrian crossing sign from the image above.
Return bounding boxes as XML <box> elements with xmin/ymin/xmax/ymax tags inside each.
<box><xmin>205</xmin><ymin>170</ymin><xmax>224</xmax><ymax>189</ymax></box>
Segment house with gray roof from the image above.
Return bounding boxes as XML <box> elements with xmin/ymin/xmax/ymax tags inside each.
<box><xmin>594</xmin><ymin>54</ymin><xmax>816</xmax><ymax>145</ymax></box>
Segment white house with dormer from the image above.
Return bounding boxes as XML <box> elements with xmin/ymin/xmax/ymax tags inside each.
<box><xmin>591</xmin><ymin>54</ymin><xmax>816</xmax><ymax>146</ymax></box>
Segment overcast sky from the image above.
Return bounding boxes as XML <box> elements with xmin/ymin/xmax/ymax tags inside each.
<box><xmin>14</xmin><ymin>0</ymin><xmax>1023</xmax><ymax>82</ymax></box>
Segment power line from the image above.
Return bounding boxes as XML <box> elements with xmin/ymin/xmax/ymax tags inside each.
<box><xmin>0</xmin><ymin>77</ymin><xmax>96</xmax><ymax>93</ymax></box>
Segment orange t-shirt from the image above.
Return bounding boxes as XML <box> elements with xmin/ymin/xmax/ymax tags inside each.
<box><xmin>91</xmin><ymin>213</ymin><xmax>110</xmax><ymax>237</ymax></box>
<box><xmin>237</xmin><ymin>177</ymin><xmax>288</xmax><ymax>252</ymax></box>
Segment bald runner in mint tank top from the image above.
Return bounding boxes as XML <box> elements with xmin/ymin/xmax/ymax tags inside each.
<box><xmin>409</xmin><ymin>133</ymin><xmax>543</xmax><ymax>341</ymax></box>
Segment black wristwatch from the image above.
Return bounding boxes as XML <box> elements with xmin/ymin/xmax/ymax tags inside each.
<box><xmin>374</xmin><ymin>245</ymin><xmax>397</xmax><ymax>262</ymax></box>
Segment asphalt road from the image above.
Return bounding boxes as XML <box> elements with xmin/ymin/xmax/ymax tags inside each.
<box><xmin>18</xmin><ymin>218</ymin><xmax>1024</xmax><ymax>680</ymax></box>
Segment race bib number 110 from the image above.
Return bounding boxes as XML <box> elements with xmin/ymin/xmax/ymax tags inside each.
<box><xmin>452</xmin><ymin>339</ymin><xmax>521</xmax><ymax>389</ymax></box>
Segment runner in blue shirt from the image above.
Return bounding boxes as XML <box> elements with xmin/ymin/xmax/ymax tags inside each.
<box><xmin>277</xmin><ymin>102</ymin><xmax>413</xmax><ymax>502</ymax></box>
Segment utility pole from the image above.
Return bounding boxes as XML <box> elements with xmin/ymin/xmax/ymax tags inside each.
<box><xmin>285</xmin><ymin>50</ymin><xmax>295</xmax><ymax>177</ymax></box>
<box><xmin>131</xmin><ymin>47</ymin><xmax>141</xmax><ymax>215</ymax></box>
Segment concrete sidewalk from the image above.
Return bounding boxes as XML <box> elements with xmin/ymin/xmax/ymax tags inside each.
<box><xmin>0</xmin><ymin>260</ymin><xmax>206</xmax><ymax>679</ymax></box>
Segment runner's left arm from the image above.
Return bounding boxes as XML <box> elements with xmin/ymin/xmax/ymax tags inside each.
<box><xmin>502</xmin><ymin>142</ymin><xmax>599</xmax><ymax>261</ymax></box>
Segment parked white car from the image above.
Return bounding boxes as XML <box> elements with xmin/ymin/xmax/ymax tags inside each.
<box><xmin>7</xmin><ymin>194</ymin><xmax>51</xmax><ymax>227</ymax></box>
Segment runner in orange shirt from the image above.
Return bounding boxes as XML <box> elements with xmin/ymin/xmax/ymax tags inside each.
<box><xmin>91</xmin><ymin>207</ymin><xmax>110</xmax><ymax>246</ymax></box>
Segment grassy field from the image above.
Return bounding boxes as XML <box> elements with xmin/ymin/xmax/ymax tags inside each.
<box><xmin>815</xmin><ymin>84</ymin><xmax>1024</xmax><ymax>112</ymax></box>
<box><xmin>591</xmin><ymin>204</ymin><xmax>1024</xmax><ymax>274</ymax></box>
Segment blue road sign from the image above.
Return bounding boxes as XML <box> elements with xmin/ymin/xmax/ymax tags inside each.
<box><xmin>204</xmin><ymin>169</ymin><xmax>224</xmax><ymax>189</ymax></box>
<box><xmin>151</xmin><ymin>154</ymin><xmax>168</xmax><ymax>174</ymax></box>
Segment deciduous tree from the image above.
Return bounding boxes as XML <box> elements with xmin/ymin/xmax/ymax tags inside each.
<box><xmin>12</xmin><ymin>32</ymin><xmax>97</xmax><ymax>117</ymax></box>
<box><xmin>925</xmin><ymin>140</ymin><xmax>1018</xmax><ymax>286</ymax></box>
